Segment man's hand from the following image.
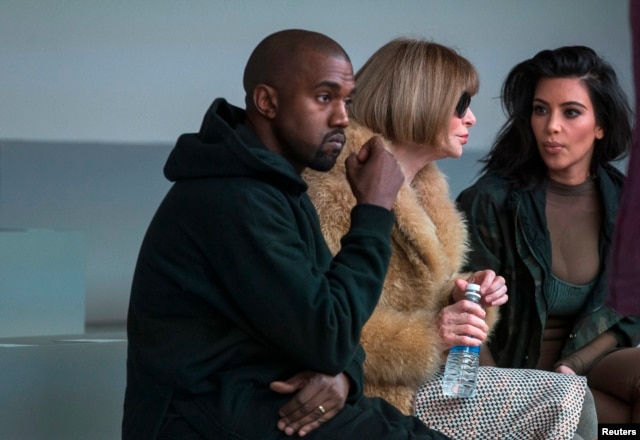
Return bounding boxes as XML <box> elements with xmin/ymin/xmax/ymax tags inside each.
<box><xmin>270</xmin><ymin>371</ymin><xmax>349</xmax><ymax>437</ymax></box>
<box><xmin>345</xmin><ymin>135</ymin><xmax>404</xmax><ymax>210</ymax></box>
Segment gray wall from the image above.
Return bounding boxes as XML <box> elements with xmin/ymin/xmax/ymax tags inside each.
<box><xmin>0</xmin><ymin>0</ymin><xmax>634</xmax><ymax>325</ymax></box>
<box><xmin>0</xmin><ymin>141</ymin><xmax>172</xmax><ymax>324</ymax></box>
<box><xmin>0</xmin><ymin>0</ymin><xmax>633</xmax><ymax>147</ymax></box>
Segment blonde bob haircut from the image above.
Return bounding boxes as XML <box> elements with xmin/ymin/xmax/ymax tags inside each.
<box><xmin>350</xmin><ymin>38</ymin><xmax>479</xmax><ymax>146</ymax></box>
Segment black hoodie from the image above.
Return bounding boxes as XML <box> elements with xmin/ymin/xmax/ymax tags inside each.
<box><xmin>123</xmin><ymin>99</ymin><xmax>399</xmax><ymax>439</ymax></box>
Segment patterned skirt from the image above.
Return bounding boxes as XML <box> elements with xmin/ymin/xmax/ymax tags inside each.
<box><xmin>414</xmin><ymin>367</ymin><xmax>587</xmax><ymax>440</ymax></box>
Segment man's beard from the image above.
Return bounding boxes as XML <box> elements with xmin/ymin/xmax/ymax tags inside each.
<box><xmin>308</xmin><ymin>129</ymin><xmax>345</xmax><ymax>172</ymax></box>
<box><xmin>308</xmin><ymin>152</ymin><xmax>338</xmax><ymax>172</ymax></box>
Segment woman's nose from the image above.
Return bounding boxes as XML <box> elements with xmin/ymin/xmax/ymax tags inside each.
<box><xmin>464</xmin><ymin>108</ymin><xmax>477</xmax><ymax>126</ymax></box>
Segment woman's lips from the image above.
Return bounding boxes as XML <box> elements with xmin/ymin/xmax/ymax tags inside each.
<box><xmin>543</xmin><ymin>141</ymin><xmax>563</xmax><ymax>154</ymax></box>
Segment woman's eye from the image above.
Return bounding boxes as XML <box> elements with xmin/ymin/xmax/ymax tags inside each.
<box><xmin>564</xmin><ymin>108</ymin><xmax>581</xmax><ymax>118</ymax></box>
<box><xmin>532</xmin><ymin>105</ymin><xmax>547</xmax><ymax>115</ymax></box>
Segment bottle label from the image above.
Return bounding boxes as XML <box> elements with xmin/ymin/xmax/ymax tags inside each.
<box><xmin>449</xmin><ymin>345</ymin><xmax>481</xmax><ymax>354</ymax></box>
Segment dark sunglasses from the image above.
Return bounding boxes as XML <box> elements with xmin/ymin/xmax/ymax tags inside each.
<box><xmin>455</xmin><ymin>92</ymin><xmax>471</xmax><ymax>119</ymax></box>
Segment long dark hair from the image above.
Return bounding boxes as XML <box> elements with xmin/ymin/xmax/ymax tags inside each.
<box><xmin>482</xmin><ymin>46</ymin><xmax>633</xmax><ymax>186</ymax></box>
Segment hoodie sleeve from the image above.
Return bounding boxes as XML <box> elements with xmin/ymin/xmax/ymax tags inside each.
<box><xmin>197</xmin><ymin>178</ymin><xmax>395</xmax><ymax>375</ymax></box>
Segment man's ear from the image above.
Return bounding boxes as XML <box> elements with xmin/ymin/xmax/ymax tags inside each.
<box><xmin>253</xmin><ymin>84</ymin><xmax>277</xmax><ymax>119</ymax></box>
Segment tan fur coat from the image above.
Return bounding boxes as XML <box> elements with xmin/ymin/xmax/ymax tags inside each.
<box><xmin>304</xmin><ymin>123</ymin><xmax>499</xmax><ymax>414</ymax></box>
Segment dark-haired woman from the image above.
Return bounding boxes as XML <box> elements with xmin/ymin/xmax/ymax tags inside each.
<box><xmin>457</xmin><ymin>45</ymin><xmax>640</xmax><ymax>423</ymax></box>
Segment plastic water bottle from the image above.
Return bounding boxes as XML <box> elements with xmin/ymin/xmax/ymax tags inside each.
<box><xmin>441</xmin><ymin>283</ymin><xmax>482</xmax><ymax>398</ymax></box>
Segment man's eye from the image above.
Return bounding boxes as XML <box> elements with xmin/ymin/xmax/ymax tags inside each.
<box><xmin>344</xmin><ymin>97</ymin><xmax>353</xmax><ymax>108</ymax></box>
<box><xmin>318</xmin><ymin>95</ymin><xmax>330</xmax><ymax>103</ymax></box>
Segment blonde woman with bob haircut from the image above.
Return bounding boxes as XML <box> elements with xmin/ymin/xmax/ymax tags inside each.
<box><xmin>304</xmin><ymin>37</ymin><xmax>596</xmax><ymax>440</ymax></box>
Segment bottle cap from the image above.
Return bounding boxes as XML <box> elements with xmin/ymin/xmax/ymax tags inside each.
<box><xmin>465</xmin><ymin>283</ymin><xmax>481</xmax><ymax>302</ymax></box>
<box><xmin>466</xmin><ymin>283</ymin><xmax>480</xmax><ymax>293</ymax></box>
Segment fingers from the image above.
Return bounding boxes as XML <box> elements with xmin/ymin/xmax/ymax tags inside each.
<box><xmin>437</xmin><ymin>303</ymin><xmax>488</xmax><ymax>348</ymax></box>
<box><xmin>355</xmin><ymin>137</ymin><xmax>372</xmax><ymax>163</ymax></box>
<box><xmin>444</xmin><ymin>271</ymin><xmax>509</xmax><ymax>349</ymax></box>
<box><xmin>555</xmin><ymin>365</ymin><xmax>577</xmax><ymax>375</ymax></box>
<box><xmin>345</xmin><ymin>135</ymin><xmax>404</xmax><ymax>210</ymax></box>
<box><xmin>480</xmin><ymin>277</ymin><xmax>508</xmax><ymax>307</ymax></box>
<box><xmin>344</xmin><ymin>151</ymin><xmax>360</xmax><ymax>169</ymax></box>
<box><xmin>485</xmin><ymin>284</ymin><xmax>508</xmax><ymax>307</ymax></box>
<box><xmin>345</xmin><ymin>135</ymin><xmax>377</xmax><ymax>167</ymax></box>
<box><xmin>270</xmin><ymin>371</ymin><xmax>312</xmax><ymax>394</ymax></box>
<box><xmin>277</xmin><ymin>400</ymin><xmax>334</xmax><ymax>437</ymax></box>
<box><xmin>455</xmin><ymin>312</ymin><xmax>488</xmax><ymax>340</ymax></box>
<box><xmin>455</xmin><ymin>271</ymin><xmax>508</xmax><ymax>307</ymax></box>
<box><xmin>276</xmin><ymin>372</ymin><xmax>349</xmax><ymax>437</ymax></box>
<box><xmin>448</xmin><ymin>297</ymin><xmax>486</xmax><ymax>321</ymax></box>
<box><xmin>270</xmin><ymin>380</ymin><xmax>299</xmax><ymax>394</ymax></box>
<box><xmin>277</xmin><ymin>398</ymin><xmax>341</xmax><ymax>437</ymax></box>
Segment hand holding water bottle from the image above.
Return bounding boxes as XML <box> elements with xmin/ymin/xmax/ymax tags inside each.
<box><xmin>437</xmin><ymin>271</ymin><xmax>507</xmax><ymax>349</ymax></box>
<box><xmin>441</xmin><ymin>272</ymin><xmax>508</xmax><ymax>398</ymax></box>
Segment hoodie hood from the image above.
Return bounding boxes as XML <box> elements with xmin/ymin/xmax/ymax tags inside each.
<box><xmin>163</xmin><ymin>98</ymin><xmax>306</xmax><ymax>194</ymax></box>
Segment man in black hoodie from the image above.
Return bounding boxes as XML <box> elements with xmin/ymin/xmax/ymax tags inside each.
<box><xmin>123</xmin><ymin>29</ymin><xmax>451</xmax><ymax>440</ymax></box>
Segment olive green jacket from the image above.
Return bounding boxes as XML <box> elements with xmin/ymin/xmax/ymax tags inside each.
<box><xmin>456</xmin><ymin>165</ymin><xmax>640</xmax><ymax>369</ymax></box>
